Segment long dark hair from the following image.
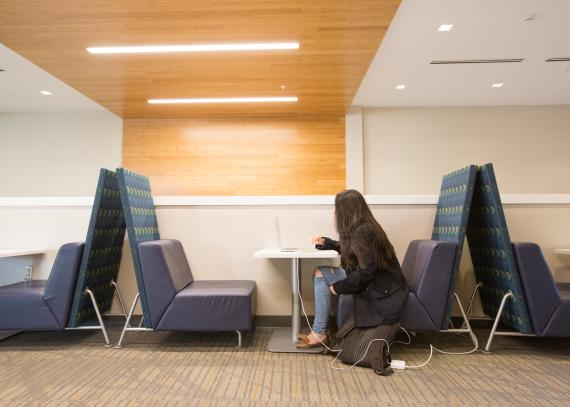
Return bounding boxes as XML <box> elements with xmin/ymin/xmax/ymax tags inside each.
<box><xmin>335</xmin><ymin>189</ymin><xmax>397</xmax><ymax>271</ymax></box>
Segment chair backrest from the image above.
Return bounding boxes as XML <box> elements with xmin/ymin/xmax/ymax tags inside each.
<box><xmin>512</xmin><ymin>242</ymin><xmax>561</xmax><ymax>336</ymax></box>
<box><xmin>43</xmin><ymin>242</ymin><xmax>85</xmax><ymax>328</ymax></box>
<box><xmin>117</xmin><ymin>167</ymin><xmax>161</xmax><ymax>328</ymax></box>
<box><xmin>68</xmin><ymin>169</ymin><xmax>126</xmax><ymax>327</ymax></box>
<box><xmin>401</xmin><ymin>239</ymin><xmax>457</xmax><ymax>330</ymax></box>
<box><xmin>138</xmin><ymin>240</ymin><xmax>193</xmax><ymax>329</ymax></box>
<box><xmin>466</xmin><ymin>163</ymin><xmax>532</xmax><ymax>333</ymax></box>
<box><xmin>431</xmin><ymin>165</ymin><xmax>477</xmax><ymax>329</ymax></box>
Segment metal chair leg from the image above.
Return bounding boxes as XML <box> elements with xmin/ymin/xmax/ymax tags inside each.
<box><xmin>484</xmin><ymin>291</ymin><xmax>513</xmax><ymax>353</ymax></box>
<box><xmin>454</xmin><ymin>293</ymin><xmax>479</xmax><ymax>349</ymax></box>
<box><xmin>235</xmin><ymin>330</ymin><xmax>243</xmax><ymax>347</ymax></box>
<box><xmin>111</xmin><ymin>280</ymin><xmax>130</xmax><ymax>326</ymax></box>
<box><xmin>460</xmin><ymin>282</ymin><xmax>483</xmax><ymax>329</ymax></box>
<box><xmin>115</xmin><ymin>293</ymin><xmax>140</xmax><ymax>349</ymax></box>
<box><xmin>85</xmin><ymin>288</ymin><xmax>111</xmax><ymax>347</ymax></box>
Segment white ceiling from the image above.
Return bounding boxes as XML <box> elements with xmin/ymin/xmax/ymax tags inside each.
<box><xmin>353</xmin><ymin>0</ymin><xmax>570</xmax><ymax>107</ymax></box>
<box><xmin>0</xmin><ymin>43</ymin><xmax>105</xmax><ymax>112</ymax></box>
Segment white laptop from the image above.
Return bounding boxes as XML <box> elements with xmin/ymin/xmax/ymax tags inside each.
<box><xmin>274</xmin><ymin>217</ymin><xmax>317</xmax><ymax>253</ymax></box>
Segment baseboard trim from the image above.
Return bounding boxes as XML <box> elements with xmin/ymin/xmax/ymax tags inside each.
<box><xmin>102</xmin><ymin>315</ymin><xmax>494</xmax><ymax>330</ymax></box>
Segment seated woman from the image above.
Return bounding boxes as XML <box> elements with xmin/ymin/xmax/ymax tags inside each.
<box><xmin>296</xmin><ymin>189</ymin><xmax>409</xmax><ymax>349</ymax></box>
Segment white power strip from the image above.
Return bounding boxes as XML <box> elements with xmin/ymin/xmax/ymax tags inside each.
<box><xmin>390</xmin><ymin>359</ymin><xmax>406</xmax><ymax>370</ymax></box>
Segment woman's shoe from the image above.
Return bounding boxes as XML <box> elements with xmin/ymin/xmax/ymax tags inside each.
<box><xmin>295</xmin><ymin>335</ymin><xmax>329</xmax><ymax>349</ymax></box>
<box><xmin>297</xmin><ymin>330</ymin><xmax>329</xmax><ymax>341</ymax></box>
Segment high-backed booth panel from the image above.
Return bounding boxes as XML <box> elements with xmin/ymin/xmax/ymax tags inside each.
<box><xmin>431</xmin><ymin>165</ymin><xmax>477</xmax><ymax>329</ymax></box>
<box><xmin>466</xmin><ymin>163</ymin><xmax>533</xmax><ymax>334</ymax></box>
<box><xmin>117</xmin><ymin>167</ymin><xmax>160</xmax><ymax>328</ymax></box>
<box><xmin>68</xmin><ymin>169</ymin><xmax>126</xmax><ymax>327</ymax></box>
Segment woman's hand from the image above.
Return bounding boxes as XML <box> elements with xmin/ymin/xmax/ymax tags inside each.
<box><xmin>311</xmin><ymin>235</ymin><xmax>325</xmax><ymax>246</ymax></box>
<box><xmin>329</xmin><ymin>285</ymin><xmax>337</xmax><ymax>295</ymax></box>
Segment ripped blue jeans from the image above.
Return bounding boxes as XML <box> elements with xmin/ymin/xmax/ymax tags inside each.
<box><xmin>312</xmin><ymin>266</ymin><xmax>347</xmax><ymax>334</ymax></box>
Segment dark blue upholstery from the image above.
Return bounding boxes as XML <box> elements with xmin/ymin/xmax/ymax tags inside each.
<box><xmin>138</xmin><ymin>240</ymin><xmax>193</xmax><ymax>329</ymax></box>
<box><xmin>117</xmin><ymin>168</ymin><xmax>160</xmax><ymax>328</ymax></box>
<box><xmin>432</xmin><ymin>165</ymin><xmax>477</xmax><ymax>329</ymax></box>
<box><xmin>466</xmin><ymin>164</ymin><xmax>532</xmax><ymax>333</ymax></box>
<box><xmin>157</xmin><ymin>281</ymin><xmax>256</xmax><ymax>331</ymax></box>
<box><xmin>513</xmin><ymin>242</ymin><xmax>570</xmax><ymax>337</ymax></box>
<box><xmin>0</xmin><ymin>281</ymin><xmax>58</xmax><ymax>330</ymax></box>
<box><xmin>400</xmin><ymin>240</ymin><xmax>457</xmax><ymax>331</ymax></box>
<box><xmin>68</xmin><ymin>169</ymin><xmax>126</xmax><ymax>327</ymax></box>
<box><xmin>0</xmin><ymin>243</ymin><xmax>84</xmax><ymax>330</ymax></box>
<box><xmin>336</xmin><ymin>240</ymin><xmax>456</xmax><ymax>332</ymax></box>
<box><xmin>138</xmin><ymin>240</ymin><xmax>256</xmax><ymax>332</ymax></box>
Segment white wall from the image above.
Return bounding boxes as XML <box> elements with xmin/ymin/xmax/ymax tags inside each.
<box><xmin>363</xmin><ymin>106</ymin><xmax>570</xmax><ymax>194</ymax></box>
<box><xmin>0</xmin><ymin>111</ymin><xmax>122</xmax><ymax>196</ymax></box>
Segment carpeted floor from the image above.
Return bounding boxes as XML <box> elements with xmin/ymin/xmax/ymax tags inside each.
<box><xmin>0</xmin><ymin>327</ymin><xmax>569</xmax><ymax>406</ymax></box>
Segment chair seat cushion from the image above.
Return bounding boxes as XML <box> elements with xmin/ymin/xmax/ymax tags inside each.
<box><xmin>0</xmin><ymin>281</ymin><xmax>59</xmax><ymax>330</ymax></box>
<box><xmin>400</xmin><ymin>292</ymin><xmax>439</xmax><ymax>332</ymax></box>
<box><xmin>157</xmin><ymin>280</ymin><xmax>256</xmax><ymax>331</ymax></box>
<box><xmin>542</xmin><ymin>300</ymin><xmax>570</xmax><ymax>337</ymax></box>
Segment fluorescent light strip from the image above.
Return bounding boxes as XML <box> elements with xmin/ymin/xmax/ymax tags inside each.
<box><xmin>148</xmin><ymin>97</ymin><xmax>298</xmax><ymax>104</ymax></box>
<box><xmin>87</xmin><ymin>42</ymin><xmax>299</xmax><ymax>54</ymax></box>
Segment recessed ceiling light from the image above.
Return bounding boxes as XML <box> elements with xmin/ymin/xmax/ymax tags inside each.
<box><xmin>438</xmin><ymin>24</ymin><xmax>454</xmax><ymax>32</ymax></box>
<box><xmin>491</xmin><ymin>83</ymin><xmax>504</xmax><ymax>88</ymax></box>
<box><xmin>395</xmin><ymin>84</ymin><xmax>406</xmax><ymax>90</ymax></box>
<box><xmin>87</xmin><ymin>42</ymin><xmax>300</xmax><ymax>54</ymax></box>
<box><xmin>147</xmin><ymin>96</ymin><xmax>299</xmax><ymax>104</ymax></box>
<box><xmin>40</xmin><ymin>90</ymin><xmax>53</xmax><ymax>95</ymax></box>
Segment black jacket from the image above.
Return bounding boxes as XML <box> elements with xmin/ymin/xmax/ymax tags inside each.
<box><xmin>317</xmin><ymin>226</ymin><xmax>409</xmax><ymax>328</ymax></box>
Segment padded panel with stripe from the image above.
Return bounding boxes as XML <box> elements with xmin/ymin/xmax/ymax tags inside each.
<box><xmin>117</xmin><ymin>168</ymin><xmax>160</xmax><ymax>328</ymax></box>
<box><xmin>68</xmin><ymin>169</ymin><xmax>126</xmax><ymax>327</ymax></box>
<box><xmin>466</xmin><ymin>163</ymin><xmax>532</xmax><ymax>333</ymax></box>
<box><xmin>431</xmin><ymin>165</ymin><xmax>477</xmax><ymax>329</ymax></box>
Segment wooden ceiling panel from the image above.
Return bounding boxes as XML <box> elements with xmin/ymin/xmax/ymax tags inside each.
<box><xmin>0</xmin><ymin>1</ymin><xmax>400</xmax><ymax>118</ymax></box>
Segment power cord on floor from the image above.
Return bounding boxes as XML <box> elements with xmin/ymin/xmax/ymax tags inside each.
<box><xmin>296</xmin><ymin>267</ymin><xmax>390</xmax><ymax>371</ymax></box>
<box><xmin>295</xmin><ymin>267</ymin><xmax>479</xmax><ymax>371</ymax></box>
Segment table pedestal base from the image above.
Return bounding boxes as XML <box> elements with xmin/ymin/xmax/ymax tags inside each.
<box><xmin>267</xmin><ymin>327</ymin><xmax>323</xmax><ymax>353</ymax></box>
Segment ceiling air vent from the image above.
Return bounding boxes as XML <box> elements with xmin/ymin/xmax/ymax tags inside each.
<box><xmin>430</xmin><ymin>58</ymin><xmax>524</xmax><ymax>65</ymax></box>
<box><xmin>545</xmin><ymin>58</ymin><xmax>570</xmax><ymax>62</ymax></box>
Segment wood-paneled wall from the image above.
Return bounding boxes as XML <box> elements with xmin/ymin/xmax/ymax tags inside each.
<box><xmin>123</xmin><ymin>117</ymin><xmax>345</xmax><ymax>195</ymax></box>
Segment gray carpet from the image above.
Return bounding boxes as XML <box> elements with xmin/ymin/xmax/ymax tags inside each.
<box><xmin>0</xmin><ymin>327</ymin><xmax>569</xmax><ymax>406</ymax></box>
